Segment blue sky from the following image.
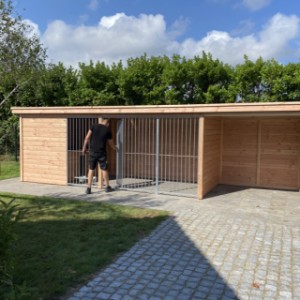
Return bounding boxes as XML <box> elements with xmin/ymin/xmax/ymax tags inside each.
<box><xmin>15</xmin><ymin>0</ymin><xmax>300</xmax><ymax>67</ymax></box>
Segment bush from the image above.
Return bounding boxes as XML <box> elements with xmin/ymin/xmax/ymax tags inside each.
<box><xmin>0</xmin><ymin>198</ymin><xmax>24</xmax><ymax>299</ymax></box>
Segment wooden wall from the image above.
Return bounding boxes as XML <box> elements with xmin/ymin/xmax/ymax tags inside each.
<box><xmin>260</xmin><ymin>118</ymin><xmax>300</xmax><ymax>189</ymax></box>
<box><xmin>199</xmin><ymin>118</ymin><xmax>222</xmax><ymax>198</ymax></box>
<box><xmin>221</xmin><ymin>119</ymin><xmax>258</xmax><ymax>186</ymax></box>
<box><xmin>221</xmin><ymin>117</ymin><xmax>300</xmax><ymax>190</ymax></box>
<box><xmin>21</xmin><ymin>117</ymin><xmax>67</xmax><ymax>185</ymax></box>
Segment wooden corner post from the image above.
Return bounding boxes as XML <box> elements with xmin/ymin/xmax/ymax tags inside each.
<box><xmin>198</xmin><ymin>117</ymin><xmax>205</xmax><ymax>200</ymax></box>
<box><xmin>19</xmin><ymin>117</ymin><xmax>24</xmax><ymax>181</ymax></box>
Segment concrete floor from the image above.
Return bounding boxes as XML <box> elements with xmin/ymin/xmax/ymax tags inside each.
<box><xmin>0</xmin><ymin>178</ymin><xmax>299</xmax><ymax>226</ymax></box>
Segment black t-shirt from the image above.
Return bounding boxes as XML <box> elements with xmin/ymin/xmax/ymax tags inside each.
<box><xmin>89</xmin><ymin>124</ymin><xmax>112</xmax><ymax>154</ymax></box>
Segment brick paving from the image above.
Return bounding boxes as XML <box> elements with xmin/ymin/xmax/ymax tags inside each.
<box><xmin>67</xmin><ymin>187</ymin><xmax>300</xmax><ymax>300</ymax></box>
<box><xmin>0</xmin><ymin>179</ymin><xmax>299</xmax><ymax>299</ymax></box>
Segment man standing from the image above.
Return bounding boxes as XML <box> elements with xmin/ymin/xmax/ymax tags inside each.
<box><xmin>82</xmin><ymin>118</ymin><xmax>117</xmax><ymax>194</ymax></box>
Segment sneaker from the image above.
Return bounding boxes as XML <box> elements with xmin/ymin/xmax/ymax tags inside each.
<box><xmin>105</xmin><ymin>186</ymin><xmax>114</xmax><ymax>193</ymax></box>
<box><xmin>85</xmin><ymin>187</ymin><xmax>91</xmax><ymax>194</ymax></box>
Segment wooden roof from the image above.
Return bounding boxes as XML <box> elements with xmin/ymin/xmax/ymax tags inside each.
<box><xmin>11</xmin><ymin>102</ymin><xmax>300</xmax><ymax>117</ymax></box>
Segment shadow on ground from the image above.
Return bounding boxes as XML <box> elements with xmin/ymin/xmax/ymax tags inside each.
<box><xmin>67</xmin><ymin>216</ymin><xmax>240</xmax><ymax>300</ymax></box>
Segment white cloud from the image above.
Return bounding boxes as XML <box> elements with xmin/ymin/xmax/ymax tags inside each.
<box><xmin>42</xmin><ymin>13</ymin><xmax>173</xmax><ymax>66</ymax></box>
<box><xmin>37</xmin><ymin>12</ymin><xmax>300</xmax><ymax>67</ymax></box>
<box><xmin>99</xmin><ymin>13</ymin><xmax>125</xmax><ymax>29</ymax></box>
<box><xmin>23</xmin><ymin>19</ymin><xmax>41</xmax><ymax>38</ymax></box>
<box><xmin>242</xmin><ymin>0</ymin><xmax>271</xmax><ymax>11</ymax></box>
<box><xmin>177</xmin><ymin>13</ymin><xmax>299</xmax><ymax>65</ymax></box>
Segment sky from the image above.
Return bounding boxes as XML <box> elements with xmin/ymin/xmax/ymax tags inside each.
<box><xmin>14</xmin><ymin>0</ymin><xmax>300</xmax><ymax>67</ymax></box>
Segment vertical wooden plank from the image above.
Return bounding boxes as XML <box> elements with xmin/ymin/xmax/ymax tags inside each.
<box><xmin>19</xmin><ymin>117</ymin><xmax>24</xmax><ymax>181</ymax></box>
<box><xmin>198</xmin><ymin>117</ymin><xmax>205</xmax><ymax>200</ymax></box>
<box><xmin>62</xmin><ymin>118</ymin><xmax>68</xmax><ymax>185</ymax></box>
<box><xmin>256</xmin><ymin>119</ymin><xmax>261</xmax><ymax>186</ymax></box>
<box><xmin>219</xmin><ymin>118</ymin><xmax>223</xmax><ymax>182</ymax></box>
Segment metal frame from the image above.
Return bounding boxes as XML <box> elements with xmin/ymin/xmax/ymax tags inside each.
<box><xmin>67</xmin><ymin>117</ymin><xmax>99</xmax><ymax>185</ymax></box>
<box><xmin>117</xmin><ymin>117</ymin><xmax>199</xmax><ymax>197</ymax></box>
<box><xmin>67</xmin><ymin>116</ymin><xmax>199</xmax><ymax>198</ymax></box>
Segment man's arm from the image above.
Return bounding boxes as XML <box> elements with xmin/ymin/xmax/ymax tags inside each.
<box><xmin>108</xmin><ymin>139</ymin><xmax>117</xmax><ymax>151</ymax></box>
<box><xmin>82</xmin><ymin>130</ymin><xmax>92</xmax><ymax>154</ymax></box>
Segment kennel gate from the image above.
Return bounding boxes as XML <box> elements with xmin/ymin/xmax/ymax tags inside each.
<box><xmin>67</xmin><ymin>117</ymin><xmax>99</xmax><ymax>185</ymax></box>
<box><xmin>67</xmin><ymin>117</ymin><xmax>199</xmax><ymax>197</ymax></box>
<box><xmin>116</xmin><ymin>117</ymin><xmax>199</xmax><ymax>197</ymax></box>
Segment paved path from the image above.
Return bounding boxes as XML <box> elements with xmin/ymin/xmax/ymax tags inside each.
<box><xmin>0</xmin><ymin>179</ymin><xmax>300</xmax><ymax>299</ymax></box>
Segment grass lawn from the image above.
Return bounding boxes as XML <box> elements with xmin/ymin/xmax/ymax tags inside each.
<box><xmin>0</xmin><ymin>192</ymin><xmax>169</xmax><ymax>300</ymax></box>
<box><xmin>0</xmin><ymin>159</ymin><xmax>20</xmax><ymax>180</ymax></box>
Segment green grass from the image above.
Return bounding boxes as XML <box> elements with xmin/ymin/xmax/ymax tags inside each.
<box><xmin>0</xmin><ymin>160</ymin><xmax>20</xmax><ymax>180</ymax></box>
<box><xmin>0</xmin><ymin>192</ymin><xmax>169</xmax><ymax>300</ymax></box>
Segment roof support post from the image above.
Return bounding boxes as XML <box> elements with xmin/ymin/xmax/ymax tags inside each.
<box><xmin>198</xmin><ymin>117</ymin><xmax>204</xmax><ymax>200</ymax></box>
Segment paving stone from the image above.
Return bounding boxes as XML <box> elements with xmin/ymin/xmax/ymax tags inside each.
<box><xmin>110</xmin><ymin>294</ymin><xmax>122</xmax><ymax>300</ymax></box>
<box><xmin>59</xmin><ymin>186</ymin><xmax>300</xmax><ymax>300</ymax></box>
<box><xmin>95</xmin><ymin>292</ymin><xmax>111</xmax><ymax>299</ymax></box>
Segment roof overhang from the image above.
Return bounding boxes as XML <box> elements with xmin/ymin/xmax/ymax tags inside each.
<box><xmin>11</xmin><ymin>102</ymin><xmax>300</xmax><ymax>118</ymax></box>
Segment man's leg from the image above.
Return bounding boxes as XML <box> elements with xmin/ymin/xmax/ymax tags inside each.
<box><xmin>87</xmin><ymin>169</ymin><xmax>94</xmax><ymax>188</ymax></box>
<box><xmin>103</xmin><ymin>169</ymin><xmax>114</xmax><ymax>192</ymax></box>
<box><xmin>102</xmin><ymin>169</ymin><xmax>110</xmax><ymax>187</ymax></box>
<box><xmin>86</xmin><ymin>153</ymin><xmax>97</xmax><ymax>194</ymax></box>
<box><xmin>85</xmin><ymin>168</ymin><xmax>94</xmax><ymax>194</ymax></box>
<box><xmin>99</xmin><ymin>154</ymin><xmax>114</xmax><ymax>192</ymax></box>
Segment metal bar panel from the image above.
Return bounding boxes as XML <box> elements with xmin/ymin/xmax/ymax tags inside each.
<box><xmin>116</xmin><ymin>119</ymin><xmax>124</xmax><ymax>187</ymax></box>
<box><xmin>134</xmin><ymin>118</ymin><xmax>137</xmax><ymax>189</ymax></box>
<box><xmin>143</xmin><ymin>119</ymin><xmax>147</xmax><ymax>185</ymax></box>
<box><xmin>67</xmin><ymin>117</ymin><xmax>98</xmax><ymax>186</ymax></box>
<box><xmin>182</xmin><ymin>118</ymin><xmax>184</xmax><ymax>186</ymax></box>
<box><xmin>115</xmin><ymin>116</ymin><xmax>199</xmax><ymax>198</ymax></box>
<box><xmin>128</xmin><ymin>119</ymin><xmax>131</xmax><ymax>183</ymax></box>
<box><xmin>156</xmin><ymin>118</ymin><xmax>159</xmax><ymax>194</ymax></box>
<box><xmin>75</xmin><ymin>118</ymin><xmax>78</xmax><ymax>184</ymax></box>
<box><xmin>136</xmin><ymin>118</ymin><xmax>139</xmax><ymax>189</ymax></box>
<box><xmin>132</xmin><ymin>119</ymin><xmax>134</xmax><ymax>186</ymax></box>
<box><xmin>123</xmin><ymin>119</ymin><xmax>127</xmax><ymax>189</ymax></box>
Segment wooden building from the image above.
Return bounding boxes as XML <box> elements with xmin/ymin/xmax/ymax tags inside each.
<box><xmin>12</xmin><ymin>102</ymin><xmax>300</xmax><ymax>199</ymax></box>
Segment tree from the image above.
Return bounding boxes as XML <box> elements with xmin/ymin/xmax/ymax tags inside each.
<box><xmin>32</xmin><ymin>63</ymin><xmax>78</xmax><ymax>106</ymax></box>
<box><xmin>0</xmin><ymin>0</ymin><xmax>46</xmax><ymax>158</ymax></box>
<box><xmin>235</xmin><ymin>56</ymin><xmax>265</xmax><ymax>102</ymax></box>
<box><xmin>282</xmin><ymin>62</ymin><xmax>300</xmax><ymax>101</ymax></box>
<box><xmin>260</xmin><ymin>59</ymin><xmax>286</xmax><ymax>101</ymax></box>
<box><xmin>191</xmin><ymin>53</ymin><xmax>235</xmax><ymax>103</ymax></box>
<box><xmin>162</xmin><ymin>55</ymin><xmax>189</xmax><ymax>104</ymax></box>
<box><xmin>0</xmin><ymin>0</ymin><xmax>46</xmax><ymax>112</ymax></box>
<box><xmin>118</xmin><ymin>54</ymin><xmax>167</xmax><ymax>105</ymax></box>
<box><xmin>70</xmin><ymin>60</ymin><xmax>125</xmax><ymax>106</ymax></box>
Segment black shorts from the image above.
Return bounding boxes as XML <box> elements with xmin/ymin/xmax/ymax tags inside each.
<box><xmin>89</xmin><ymin>152</ymin><xmax>108</xmax><ymax>171</ymax></box>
